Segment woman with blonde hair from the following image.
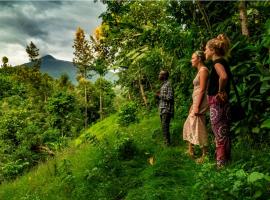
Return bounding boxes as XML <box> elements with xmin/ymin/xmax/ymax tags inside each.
<box><xmin>183</xmin><ymin>50</ymin><xmax>209</xmax><ymax>163</ymax></box>
<box><xmin>204</xmin><ymin>34</ymin><xmax>231</xmax><ymax>168</ymax></box>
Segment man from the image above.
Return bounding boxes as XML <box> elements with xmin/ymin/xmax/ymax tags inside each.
<box><xmin>157</xmin><ymin>70</ymin><xmax>174</xmax><ymax>146</ymax></box>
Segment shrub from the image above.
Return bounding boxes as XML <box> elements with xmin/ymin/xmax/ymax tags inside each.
<box><xmin>117</xmin><ymin>102</ymin><xmax>139</xmax><ymax>126</ymax></box>
<box><xmin>115</xmin><ymin>137</ymin><xmax>138</xmax><ymax>160</ymax></box>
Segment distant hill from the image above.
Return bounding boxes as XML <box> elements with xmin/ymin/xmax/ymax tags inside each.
<box><xmin>22</xmin><ymin>55</ymin><xmax>118</xmax><ymax>84</ymax></box>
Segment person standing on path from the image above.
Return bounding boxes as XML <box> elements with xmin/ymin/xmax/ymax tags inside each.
<box><xmin>183</xmin><ymin>51</ymin><xmax>209</xmax><ymax>163</ymax></box>
<box><xmin>204</xmin><ymin>34</ymin><xmax>232</xmax><ymax>169</ymax></box>
<box><xmin>157</xmin><ymin>70</ymin><xmax>174</xmax><ymax>146</ymax></box>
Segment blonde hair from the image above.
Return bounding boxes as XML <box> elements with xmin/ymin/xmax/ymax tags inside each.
<box><xmin>194</xmin><ymin>50</ymin><xmax>205</xmax><ymax>62</ymax></box>
<box><xmin>206</xmin><ymin>34</ymin><xmax>231</xmax><ymax>57</ymax></box>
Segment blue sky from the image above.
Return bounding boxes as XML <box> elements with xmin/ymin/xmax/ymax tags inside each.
<box><xmin>0</xmin><ymin>1</ymin><xmax>106</xmax><ymax>65</ymax></box>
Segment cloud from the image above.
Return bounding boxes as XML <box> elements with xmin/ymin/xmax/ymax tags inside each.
<box><xmin>0</xmin><ymin>1</ymin><xmax>106</xmax><ymax>66</ymax></box>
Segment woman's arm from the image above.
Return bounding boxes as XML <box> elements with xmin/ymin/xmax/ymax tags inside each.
<box><xmin>214</xmin><ymin>63</ymin><xmax>228</xmax><ymax>102</ymax></box>
<box><xmin>193</xmin><ymin>68</ymin><xmax>208</xmax><ymax>115</ymax></box>
<box><xmin>214</xmin><ymin>63</ymin><xmax>228</xmax><ymax>92</ymax></box>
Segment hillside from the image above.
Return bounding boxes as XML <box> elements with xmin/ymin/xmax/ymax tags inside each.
<box><xmin>0</xmin><ymin>113</ymin><xmax>269</xmax><ymax>200</ymax></box>
<box><xmin>23</xmin><ymin>55</ymin><xmax>118</xmax><ymax>84</ymax></box>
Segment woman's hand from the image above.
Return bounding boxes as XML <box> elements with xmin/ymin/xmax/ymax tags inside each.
<box><xmin>193</xmin><ymin>106</ymin><xmax>199</xmax><ymax>116</ymax></box>
<box><xmin>216</xmin><ymin>91</ymin><xmax>228</xmax><ymax>103</ymax></box>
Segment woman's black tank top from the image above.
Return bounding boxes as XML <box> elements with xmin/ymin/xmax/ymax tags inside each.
<box><xmin>208</xmin><ymin>58</ymin><xmax>231</xmax><ymax>96</ymax></box>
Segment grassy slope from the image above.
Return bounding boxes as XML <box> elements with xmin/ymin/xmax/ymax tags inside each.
<box><xmin>0</xmin><ymin>113</ymin><xmax>269</xmax><ymax>200</ymax></box>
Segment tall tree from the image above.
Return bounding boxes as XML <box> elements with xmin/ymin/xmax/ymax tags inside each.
<box><xmin>26</xmin><ymin>41</ymin><xmax>41</xmax><ymax>70</ymax></box>
<box><xmin>92</xmin><ymin>25</ymin><xmax>109</xmax><ymax>119</ymax></box>
<box><xmin>73</xmin><ymin>27</ymin><xmax>94</xmax><ymax>128</ymax></box>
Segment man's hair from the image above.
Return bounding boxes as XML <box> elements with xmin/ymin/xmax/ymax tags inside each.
<box><xmin>161</xmin><ymin>70</ymin><xmax>169</xmax><ymax>80</ymax></box>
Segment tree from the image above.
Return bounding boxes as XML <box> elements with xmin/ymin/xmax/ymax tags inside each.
<box><xmin>100</xmin><ymin>1</ymin><xmax>170</xmax><ymax>107</ymax></box>
<box><xmin>73</xmin><ymin>27</ymin><xmax>95</xmax><ymax>128</ymax></box>
<box><xmin>46</xmin><ymin>91</ymin><xmax>76</xmax><ymax>138</ymax></box>
<box><xmin>239</xmin><ymin>0</ymin><xmax>249</xmax><ymax>36</ymax></box>
<box><xmin>1</xmin><ymin>56</ymin><xmax>10</xmax><ymax>68</ymax></box>
<box><xmin>94</xmin><ymin>77</ymin><xmax>115</xmax><ymax>118</ymax></box>
<box><xmin>26</xmin><ymin>41</ymin><xmax>41</xmax><ymax>70</ymax></box>
<box><xmin>92</xmin><ymin>25</ymin><xmax>110</xmax><ymax>119</ymax></box>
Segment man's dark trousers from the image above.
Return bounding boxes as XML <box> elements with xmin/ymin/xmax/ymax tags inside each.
<box><xmin>160</xmin><ymin>113</ymin><xmax>171</xmax><ymax>145</ymax></box>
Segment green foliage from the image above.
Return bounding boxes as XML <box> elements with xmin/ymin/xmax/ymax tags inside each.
<box><xmin>1</xmin><ymin>159</ymin><xmax>30</xmax><ymax>181</ymax></box>
<box><xmin>56</xmin><ymin>159</ymin><xmax>76</xmax><ymax>195</ymax></box>
<box><xmin>195</xmin><ymin>166</ymin><xmax>270</xmax><ymax>200</ymax></box>
<box><xmin>101</xmin><ymin>0</ymin><xmax>270</xmax><ymax>146</ymax></box>
<box><xmin>1</xmin><ymin>114</ymin><xmax>270</xmax><ymax>199</ymax></box>
<box><xmin>114</xmin><ymin>137</ymin><xmax>138</xmax><ymax>160</ymax></box>
<box><xmin>0</xmin><ymin>1</ymin><xmax>270</xmax><ymax>198</ymax></box>
<box><xmin>94</xmin><ymin>77</ymin><xmax>116</xmax><ymax>117</ymax></box>
<box><xmin>117</xmin><ymin>102</ymin><xmax>139</xmax><ymax>126</ymax></box>
<box><xmin>0</xmin><ymin>63</ymin><xmax>83</xmax><ymax>182</ymax></box>
<box><xmin>46</xmin><ymin>91</ymin><xmax>76</xmax><ymax>134</ymax></box>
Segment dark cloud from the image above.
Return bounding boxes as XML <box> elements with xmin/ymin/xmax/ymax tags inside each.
<box><xmin>0</xmin><ymin>1</ymin><xmax>106</xmax><ymax>65</ymax></box>
<box><xmin>16</xmin><ymin>14</ymin><xmax>48</xmax><ymax>38</ymax></box>
<box><xmin>0</xmin><ymin>1</ymin><xmax>15</xmax><ymax>8</ymax></box>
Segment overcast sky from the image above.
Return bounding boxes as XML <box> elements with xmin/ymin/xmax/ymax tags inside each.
<box><xmin>0</xmin><ymin>1</ymin><xmax>106</xmax><ymax>66</ymax></box>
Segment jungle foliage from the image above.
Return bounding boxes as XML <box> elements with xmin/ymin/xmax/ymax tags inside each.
<box><xmin>99</xmin><ymin>0</ymin><xmax>270</xmax><ymax>145</ymax></box>
<box><xmin>0</xmin><ymin>0</ymin><xmax>269</xmax><ymax>199</ymax></box>
<box><xmin>0</xmin><ymin>42</ymin><xmax>115</xmax><ymax>182</ymax></box>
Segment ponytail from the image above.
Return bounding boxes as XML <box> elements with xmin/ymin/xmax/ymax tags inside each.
<box><xmin>207</xmin><ymin>34</ymin><xmax>231</xmax><ymax>57</ymax></box>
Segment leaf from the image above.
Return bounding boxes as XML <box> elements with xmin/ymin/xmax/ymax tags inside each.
<box><xmin>148</xmin><ymin>156</ymin><xmax>155</xmax><ymax>165</ymax></box>
<box><xmin>233</xmin><ymin>180</ymin><xmax>242</xmax><ymax>191</ymax></box>
<box><xmin>260</xmin><ymin>83</ymin><xmax>270</xmax><ymax>94</ymax></box>
<box><xmin>253</xmin><ymin>190</ymin><xmax>262</xmax><ymax>198</ymax></box>
<box><xmin>132</xmin><ymin>53</ymin><xmax>146</xmax><ymax>64</ymax></box>
<box><xmin>247</xmin><ymin>172</ymin><xmax>264</xmax><ymax>183</ymax></box>
<box><xmin>230</xmin><ymin>41</ymin><xmax>241</xmax><ymax>51</ymax></box>
<box><xmin>264</xmin><ymin>175</ymin><xmax>270</xmax><ymax>181</ymax></box>
<box><xmin>261</xmin><ymin>119</ymin><xmax>270</xmax><ymax>129</ymax></box>
<box><xmin>260</xmin><ymin>76</ymin><xmax>270</xmax><ymax>81</ymax></box>
<box><xmin>252</xmin><ymin>127</ymin><xmax>260</xmax><ymax>134</ymax></box>
<box><xmin>235</xmin><ymin>169</ymin><xmax>246</xmax><ymax>178</ymax></box>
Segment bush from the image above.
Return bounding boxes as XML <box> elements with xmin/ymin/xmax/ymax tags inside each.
<box><xmin>117</xmin><ymin>102</ymin><xmax>139</xmax><ymax>126</ymax></box>
<box><xmin>1</xmin><ymin>159</ymin><xmax>30</xmax><ymax>180</ymax></box>
<box><xmin>194</xmin><ymin>163</ymin><xmax>270</xmax><ymax>200</ymax></box>
<box><xmin>115</xmin><ymin>137</ymin><xmax>138</xmax><ymax>160</ymax></box>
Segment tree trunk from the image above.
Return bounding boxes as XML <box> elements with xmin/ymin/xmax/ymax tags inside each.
<box><xmin>84</xmin><ymin>84</ymin><xmax>88</xmax><ymax>129</ymax></box>
<box><xmin>99</xmin><ymin>87</ymin><xmax>103</xmax><ymax>120</ymax></box>
<box><xmin>138</xmin><ymin>76</ymin><xmax>148</xmax><ymax>107</ymax></box>
<box><xmin>239</xmin><ymin>0</ymin><xmax>249</xmax><ymax>37</ymax></box>
<box><xmin>83</xmin><ymin>68</ymin><xmax>88</xmax><ymax>129</ymax></box>
<box><xmin>196</xmin><ymin>0</ymin><xmax>212</xmax><ymax>35</ymax></box>
<box><xmin>128</xmin><ymin>90</ymin><xmax>132</xmax><ymax>100</ymax></box>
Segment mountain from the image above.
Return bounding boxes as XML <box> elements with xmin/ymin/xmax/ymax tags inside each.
<box><xmin>23</xmin><ymin>55</ymin><xmax>118</xmax><ymax>84</ymax></box>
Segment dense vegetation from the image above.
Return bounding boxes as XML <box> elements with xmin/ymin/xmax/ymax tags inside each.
<box><xmin>0</xmin><ymin>58</ymin><xmax>115</xmax><ymax>182</ymax></box>
<box><xmin>0</xmin><ymin>113</ymin><xmax>269</xmax><ymax>199</ymax></box>
<box><xmin>0</xmin><ymin>0</ymin><xmax>269</xmax><ymax>199</ymax></box>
